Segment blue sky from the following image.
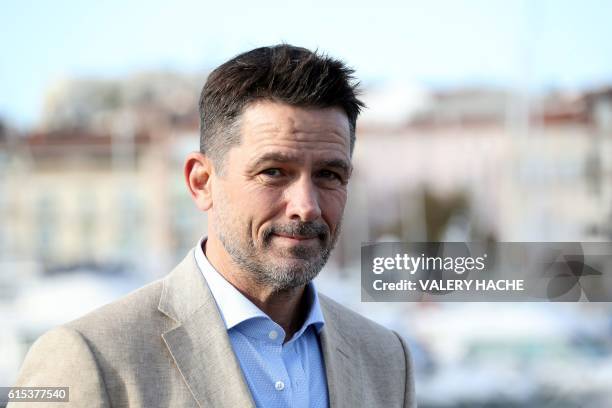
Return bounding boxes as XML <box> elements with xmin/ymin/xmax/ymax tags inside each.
<box><xmin>2</xmin><ymin>0</ymin><xmax>612</xmax><ymax>126</ymax></box>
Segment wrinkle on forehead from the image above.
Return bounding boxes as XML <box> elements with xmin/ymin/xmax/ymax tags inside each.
<box><xmin>239</xmin><ymin>102</ymin><xmax>351</xmax><ymax>150</ymax></box>
<box><xmin>250</xmin><ymin>138</ymin><xmax>349</xmax><ymax>154</ymax></box>
<box><xmin>247</xmin><ymin>137</ymin><xmax>351</xmax><ymax>168</ymax></box>
<box><xmin>247</xmin><ymin>119</ymin><xmax>348</xmax><ymax>139</ymax></box>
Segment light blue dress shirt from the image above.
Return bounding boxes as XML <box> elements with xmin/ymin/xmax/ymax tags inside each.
<box><xmin>194</xmin><ymin>238</ymin><xmax>330</xmax><ymax>408</ymax></box>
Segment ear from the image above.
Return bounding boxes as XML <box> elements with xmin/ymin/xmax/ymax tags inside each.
<box><xmin>184</xmin><ymin>152</ymin><xmax>214</xmax><ymax>211</ymax></box>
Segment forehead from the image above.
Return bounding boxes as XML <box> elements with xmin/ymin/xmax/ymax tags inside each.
<box><xmin>237</xmin><ymin>101</ymin><xmax>351</xmax><ymax>158</ymax></box>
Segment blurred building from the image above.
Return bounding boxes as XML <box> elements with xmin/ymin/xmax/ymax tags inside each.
<box><xmin>1</xmin><ymin>72</ymin><xmax>207</xmax><ymax>277</ymax></box>
<box><xmin>2</xmin><ymin>75</ymin><xmax>612</xmax><ymax>275</ymax></box>
<box><xmin>40</xmin><ymin>71</ymin><xmax>203</xmax><ymax>135</ymax></box>
<box><xmin>350</xmin><ymin>85</ymin><xmax>612</xmax><ymax>246</ymax></box>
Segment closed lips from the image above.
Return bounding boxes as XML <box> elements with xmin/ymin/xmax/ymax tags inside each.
<box><xmin>274</xmin><ymin>233</ymin><xmax>316</xmax><ymax>240</ymax></box>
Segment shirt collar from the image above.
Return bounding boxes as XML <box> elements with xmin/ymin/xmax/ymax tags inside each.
<box><xmin>194</xmin><ymin>236</ymin><xmax>325</xmax><ymax>336</ymax></box>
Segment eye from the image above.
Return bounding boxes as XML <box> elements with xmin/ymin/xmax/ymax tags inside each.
<box><xmin>260</xmin><ymin>168</ymin><xmax>284</xmax><ymax>178</ymax></box>
<box><xmin>316</xmin><ymin>169</ymin><xmax>344</xmax><ymax>185</ymax></box>
<box><xmin>318</xmin><ymin>170</ymin><xmax>339</xmax><ymax>179</ymax></box>
<box><xmin>261</xmin><ymin>168</ymin><xmax>281</xmax><ymax>176</ymax></box>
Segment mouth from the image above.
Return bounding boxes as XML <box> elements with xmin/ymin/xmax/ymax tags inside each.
<box><xmin>272</xmin><ymin>233</ymin><xmax>319</xmax><ymax>242</ymax></box>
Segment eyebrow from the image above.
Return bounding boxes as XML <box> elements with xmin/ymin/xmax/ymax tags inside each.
<box><xmin>247</xmin><ymin>152</ymin><xmax>351</xmax><ymax>174</ymax></box>
<box><xmin>317</xmin><ymin>158</ymin><xmax>351</xmax><ymax>174</ymax></box>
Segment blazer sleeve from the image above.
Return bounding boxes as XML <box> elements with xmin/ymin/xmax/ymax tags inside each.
<box><xmin>394</xmin><ymin>331</ymin><xmax>417</xmax><ymax>408</ymax></box>
<box><xmin>8</xmin><ymin>327</ymin><xmax>110</xmax><ymax>408</ymax></box>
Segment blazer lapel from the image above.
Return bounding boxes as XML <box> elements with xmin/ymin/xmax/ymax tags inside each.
<box><xmin>158</xmin><ymin>251</ymin><xmax>255</xmax><ymax>408</ymax></box>
<box><xmin>319</xmin><ymin>297</ymin><xmax>365</xmax><ymax>408</ymax></box>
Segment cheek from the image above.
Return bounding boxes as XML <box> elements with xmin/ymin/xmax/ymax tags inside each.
<box><xmin>240</xmin><ymin>184</ymin><xmax>285</xmax><ymax>232</ymax></box>
<box><xmin>320</xmin><ymin>189</ymin><xmax>347</xmax><ymax>229</ymax></box>
<box><xmin>243</xmin><ymin>184</ymin><xmax>285</xmax><ymax>212</ymax></box>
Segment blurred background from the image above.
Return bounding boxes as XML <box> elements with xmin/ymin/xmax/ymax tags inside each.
<box><xmin>1</xmin><ymin>0</ymin><xmax>612</xmax><ymax>406</ymax></box>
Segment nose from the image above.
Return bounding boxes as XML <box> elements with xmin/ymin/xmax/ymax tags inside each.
<box><xmin>285</xmin><ymin>175</ymin><xmax>322</xmax><ymax>222</ymax></box>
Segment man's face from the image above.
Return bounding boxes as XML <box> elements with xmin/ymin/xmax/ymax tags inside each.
<box><xmin>210</xmin><ymin>100</ymin><xmax>352</xmax><ymax>291</ymax></box>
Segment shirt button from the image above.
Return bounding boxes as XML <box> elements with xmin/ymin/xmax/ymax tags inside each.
<box><xmin>275</xmin><ymin>381</ymin><xmax>285</xmax><ymax>391</ymax></box>
<box><xmin>268</xmin><ymin>330</ymin><xmax>278</xmax><ymax>340</ymax></box>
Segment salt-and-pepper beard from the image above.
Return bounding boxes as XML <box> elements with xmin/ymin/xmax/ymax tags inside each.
<box><xmin>214</xmin><ymin>197</ymin><xmax>342</xmax><ymax>292</ymax></box>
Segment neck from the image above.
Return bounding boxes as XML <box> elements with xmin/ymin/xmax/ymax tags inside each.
<box><xmin>204</xmin><ymin>234</ymin><xmax>308</xmax><ymax>341</ymax></box>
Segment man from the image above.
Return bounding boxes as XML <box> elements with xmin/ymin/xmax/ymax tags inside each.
<box><xmin>11</xmin><ymin>45</ymin><xmax>415</xmax><ymax>407</ymax></box>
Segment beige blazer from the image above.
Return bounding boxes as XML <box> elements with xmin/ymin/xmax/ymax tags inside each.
<box><xmin>10</xmin><ymin>251</ymin><xmax>416</xmax><ymax>407</ymax></box>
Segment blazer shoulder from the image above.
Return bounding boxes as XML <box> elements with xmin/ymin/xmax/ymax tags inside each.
<box><xmin>318</xmin><ymin>292</ymin><xmax>402</xmax><ymax>346</ymax></box>
<box><xmin>11</xmin><ymin>326</ymin><xmax>111</xmax><ymax>407</ymax></box>
<box><xmin>65</xmin><ymin>278</ymin><xmax>166</xmax><ymax>338</ymax></box>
